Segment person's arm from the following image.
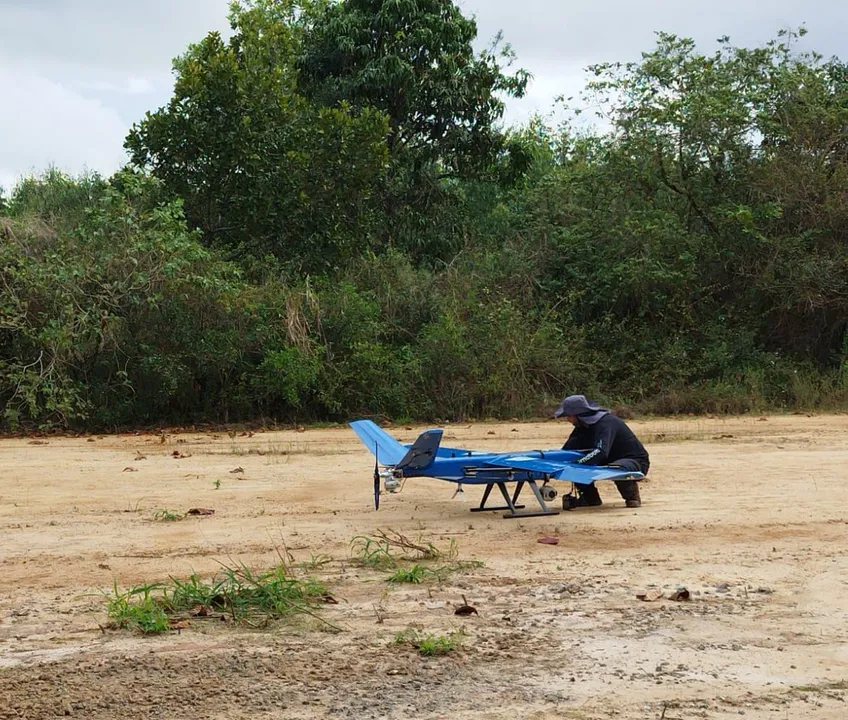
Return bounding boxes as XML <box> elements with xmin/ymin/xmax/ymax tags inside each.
<box><xmin>575</xmin><ymin>421</ymin><xmax>616</xmax><ymax>466</ymax></box>
<box><xmin>562</xmin><ymin>427</ymin><xmax>591</xmax><ymax>450</ymax></box>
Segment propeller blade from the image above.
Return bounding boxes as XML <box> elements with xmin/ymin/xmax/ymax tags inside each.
<box><xmin>373</xmin><ymin>442</ymin><xmax>380</xmax><ymax>511</ymax></box>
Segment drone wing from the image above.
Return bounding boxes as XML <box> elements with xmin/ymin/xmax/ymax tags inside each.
<box><xmin>484</xmin><ymin>454</ymin><xmax>644</xmax><ymax>486</ymax></box>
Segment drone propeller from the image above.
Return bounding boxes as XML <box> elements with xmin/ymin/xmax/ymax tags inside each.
<box><xmin>373</xmin><ymin>441</ymin><xmax>380</xmax><ymax>511</ymax></box>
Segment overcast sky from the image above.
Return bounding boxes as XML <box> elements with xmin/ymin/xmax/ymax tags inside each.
<box><xmin>1</xmin><ymin>0</ymin><xmax>844</xmax><ymax>193</ymax></box>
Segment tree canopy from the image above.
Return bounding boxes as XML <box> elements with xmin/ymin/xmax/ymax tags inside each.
<box><xmin>125</xmin><ymin>0</ymin><xmax>390</xmax><ymax>273</ymax></box>
<box><xmin>2</xmin><ymin>11</ymin><xmax>846</xmax><ymax>430</ymax></box>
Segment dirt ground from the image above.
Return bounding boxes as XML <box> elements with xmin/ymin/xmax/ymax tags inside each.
<box><xmin>1</xmin><ymin>414</ymin><xmax>847</xmax><ymax>719</ymax></box>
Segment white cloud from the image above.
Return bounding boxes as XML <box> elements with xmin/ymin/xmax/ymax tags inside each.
<box><xmin>1</xmin><ymin>0</ymin><xmax>845</xmax><ymax>193</ymax></box>
<box><xmin>0</xmin><ymin>0</ymin><xmax>232</xmax><ymax>74</ymax></box>
<box><xmin>77</xmin><ymin>75</ymin><xmax>155</xmax><ymax>96</ymax></box>
<box><xmin>126</xmin><ymin>76</ymin><xmax>154</xmax><ymax>95</ymax></box>
<box><xmin>0</xmin><ymin>68</ymin><xmax>130</xmax><ymax>192</ymax></box>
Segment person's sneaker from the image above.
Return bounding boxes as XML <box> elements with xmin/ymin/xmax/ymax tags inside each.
<box><xmin>625</xmin><ymin>499</ymin><xmax>641</xmax><ymax>508</ymax></box>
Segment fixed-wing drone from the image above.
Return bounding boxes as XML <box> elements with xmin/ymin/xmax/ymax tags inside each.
<box><xmin>349</xmin><ymin>420</ymin><xmax>644</xmax><ymax>518</ymax></box>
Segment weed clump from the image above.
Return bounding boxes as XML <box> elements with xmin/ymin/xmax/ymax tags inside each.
<box><xmin>105</xmin><ymin>561</ymin><xmax>335</xmax><ymax>634</ymax></box>
<box><xmin>351</xmin><ymin>528</ymin><xmax>483</xmax><ymax>584</ymax></box>
<box><xmin>394</xmin><ymin>627</ymin><xmax>466</xmax><ymax>656</ymax></box>
<box><xmin>152</xmin><ymin>509</ymin><xmax>185</xmax><ymax>522</ymax></box>
<box><xmin>106</xmin><ymin>582</ymin><xmax>170</xmax><ymax>634</ymax></box>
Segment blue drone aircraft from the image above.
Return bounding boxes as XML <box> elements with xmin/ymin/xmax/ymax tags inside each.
<box><xmin>349</xmin><ymin>419</ymin><xmax>644</xmax><ymax>519</ymax></box>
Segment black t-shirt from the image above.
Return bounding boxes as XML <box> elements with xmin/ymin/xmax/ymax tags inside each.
<box><xmin>562</xmin><ymin>413</ymin><xmax>650</xmax><ymax>473</ymax></box>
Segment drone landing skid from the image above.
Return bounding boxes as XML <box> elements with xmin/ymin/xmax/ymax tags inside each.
<box><xmin>470</xmin><ymin>480</ymin><xmax>560</xmax><ymax>519</ymax></box>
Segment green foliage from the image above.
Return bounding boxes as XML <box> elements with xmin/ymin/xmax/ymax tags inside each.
<box><xmin>299</xmin><ymin>553</ymin><xmax>333</xmax><ymax>571</ymax></box>
<box><xmin>105</xmin><ymin>562</ymin><xmax>331</xmax><ymax>634</ymax></box>
<box><xmin>297</xmin><ymin>0</ymin><xmax>529</xmax><ymax>177</ymax></box>
<box><xmin>351</xmin><ymin>531</ymin><xmax>482</xmax><ymax>584</ymax></box>
<box><xmin>514</xmin><ymin>28</ymin><xmax>848</xmax><ymax>406</ymax></box>
<box><xmin>106</xmin><ymin>582</ymin><xmax>171</xmax><ymax>634</ymax></box>
<box><xmin>387</xmin><ymin>564</ymin><xmax>429</xmax><ymax>584</ymax></box>
<box><xmin>0</xmin><ymin>170</ymin><xmax>244</xmax><ymax>428</ymax></box>
<box><xmin>386</xmin><ymin>561</ymin><xmax>483</xmax><ymax>584</ymax></box>
<box><xmin>152</xmin><ymin>509</ymin><xmax>186</xmax><ymax>522</ymax></box>
<box><xmin>163</xmin><ymin>563</ymin><xmax>329</xmax><ymax>622</ymax></box>
<box><xmin>3</xmin><ymin>22</ymin><xmax>848</xmax><ymax>430</ymax></box>
<box><xmin>394</xmin><ymin>627</ymin><xmax>466</xmax><ymax>656</ymax></box>
<box><xmin>126</xmin><ymin>0</ymin><xmax>389</xmax><ymax>273</ymax></box>
<box><xmin>350</xmin><ymin>535</ymin><xmax>398</xmax><ymax>570</ymax></box>
<box><xmin>350</xmin><ymin>530</ymin><xmax>455</xmax><ymax>569</ymax></box>
<box><xmin>4</xmin><ymin>168</ymin><xmax>107</xmax><ymax>230</ymax></box>
<box><xmin>297</xmin><ymin>0</ymin><xmax>532</xmax><ymax>262</ymax></box>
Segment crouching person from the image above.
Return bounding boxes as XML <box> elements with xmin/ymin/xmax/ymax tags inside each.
<box><xmin>553</xmin><ymin>395</ymin><xmax>649</xmax><ymax>509</ymax></box>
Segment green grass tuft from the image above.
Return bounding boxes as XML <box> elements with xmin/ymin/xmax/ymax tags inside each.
<box><xmin>105</xmin><ymin>561</ymin><xmax>334</xmax><ymax>634</ymax></box>
<box><xmin>352</xmin><ymin>530</ymin><xmax>483</xmax><ymax>584</ymax></box>
<box><xmin>152</xmin><ymin>509</ymin><xmax>185</xmax><ymax>522</ymax></box>
<box><xmin>106</xmin><ymin>582</ymin><xmax>170</xmax><ymax>634</ymax></box>
<box><xmin>394</xmin><ymin>628</ymin><xmax>466</xmax><ymax>656</ymax></box>
<box><xmin>387</xmin><ymin>564</ymin><xmax>429</xmax><ymax>583</ymax></box>
<box><xmin>386</xmin><ymin>560</ymin><xmax>483</xmax><ymax>584</ymax></box>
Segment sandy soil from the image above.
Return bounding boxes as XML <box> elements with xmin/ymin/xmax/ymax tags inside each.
<box><xmin>1</xmin><ymin>414</ymin><xmax>846</xmax><ymax>719</ymax></box>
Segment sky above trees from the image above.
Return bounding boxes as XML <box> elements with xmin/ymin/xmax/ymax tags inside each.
<box><xmin>1</xmin><ymin>0</ymin><xmax>843</xmax><ymax>191</ymax></box>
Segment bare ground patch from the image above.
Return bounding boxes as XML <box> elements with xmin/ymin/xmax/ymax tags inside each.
<box><xmin>1</xmin><ymin>415</ymin><xmax>847</xmax><ymax>718</ymax></box>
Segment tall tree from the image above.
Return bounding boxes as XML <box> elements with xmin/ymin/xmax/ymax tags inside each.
<box><xmin>296</xmin><ymin>0</ymin><xmax>531</xmax><ymax>259</ymax></box>
<box><xmin>530</xmin><ymin>28</ymin><xmax>848</xmax><ymax>391</ymax></box>
<box><xmin>125</xmin><ymin>0</ymin><xmax>389</xmax><ymax>274</ymax></box>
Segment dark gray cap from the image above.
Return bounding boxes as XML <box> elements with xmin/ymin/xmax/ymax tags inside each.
<box><xmin>553</xmin><ymin>394</ymin><xmax>609</xmax><ymax>424</ymax></box>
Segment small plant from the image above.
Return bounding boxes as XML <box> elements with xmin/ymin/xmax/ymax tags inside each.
<box><xmin>152</xmin><ymin>509</ymin><xmax>185</xmax><ymax>522</ymax></box>
<box><xmin>387</xmin><ymin>564</ymin><xmax>429</xmax><ymax>583</ymax></box>
<box><xmin>299</xmin><ymin>553</ymin><xmax>333</xmax><ymax>571</ymax></box>
<box><xmin>350</xmin><ymin>535</ymin><xmax>397</xmax><ymax>569</ymax></box>
<box><xmin>387</xmin><ymin>560</ymin><xmax>483</xmax><ymax>584</ymax></box>
<box><xmin>352</xmin><ymin>530</ymin><xmax>483</xmax><ymax>585</ymax></box>
<box><xmin>105</xmin><ymin>582</ymin><xmax>170</xmax><ymax>634</ymax></box>
<box><xmin>124</xmin><ymin>497</ymin><xmax>147</xmax><ymax>513</ymax></box>
<box><xmin>104</xmin><ymin>561</ymin><xmax>337</xmax><ymax>634</ymax></box>
<box><xmin>213</xmin><ymin>478</ymin><xmax>221</xmax><ymax>490</ymax></box>
<box><xmin>163</xmin><ymin>563</ymin><xmax>332</xmax><ymax>624</ymax></box>
<box><xmin>393</xmin><ymin>627</ymin><xmax>465</xmax><ymax>656</ymax></box>
<box><xmin>351</xmin><ymin>529</ymin><xmax>457</xmax><ymax>569</ymax></box>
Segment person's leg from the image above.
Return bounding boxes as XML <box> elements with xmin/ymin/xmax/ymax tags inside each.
<box><xmin>609</xmin><ymin>459</ymin><xmax>643</xmax><ymax>507</ymax></box>
<box><xmin>564</xmin><ymin>482</ymin><xmax>602</xmax><ymax>509</ymax></box>
<box><xmin>614</xmin><ymin>479</ymin><xmax>641</xmax><ymax>506</ymax></box>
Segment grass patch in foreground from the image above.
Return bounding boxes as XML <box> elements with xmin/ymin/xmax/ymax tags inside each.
<box><xmin>106</xmin><ymin>582</ymin><xmax>170</xmax><ymax>634</ymax></box>
<box><xmin>394</xmin><ymin>628</ymin><xmax>466</xmax><ymax>656</ymax></box>
<box><xmin>386</xmin><ymin>561</ymin><xmax>484</xmax><ymax>584</ymax></box>
<box><xmin>351</xmin><ymin>528</ymin><xmax>453</xmax><ymax>570</ymax></box>
<box><xmin>105</xmin><ymin>562</ymin><xmax>336</xmax><ymax>634</ymax></box>
<box><xmin>351</xmin><ymin>529</ymin><xmax>484</xmax><ymax>584</ymax></box>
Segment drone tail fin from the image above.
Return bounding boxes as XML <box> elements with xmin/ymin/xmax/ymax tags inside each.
<box><xmin>396</xmin><ymin>429</ymin><xmax>442</xmax><ymax>472</ymax></box>
<box><xmin>349</xmin><ymin>420</ymin><xmax>408</xmax><ymax>466</ymax></box>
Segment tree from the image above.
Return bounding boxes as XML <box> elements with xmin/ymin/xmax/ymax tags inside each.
<box><xmin>125</xmin><ymin>0</ymin><xmax>389</xmax><ymax>274</ymax></box>
<box><xmin>296</xmin><ymin>0</ymin><xmax>531</xmax><ymax>260</ymax></box>
<box><xmin>297</xmin><ymin>0</ymin><xmax>529</xmax><ymax>175</ymax></box>
<box><xmin>0</xmin><ymin>170</ymin><xmax>245</xmax><ymax>428</ymax></box>
<box><xmin>567</xmin><ymin>30</ymin><xmax>846</xmax><ymax>363</ymax></box>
